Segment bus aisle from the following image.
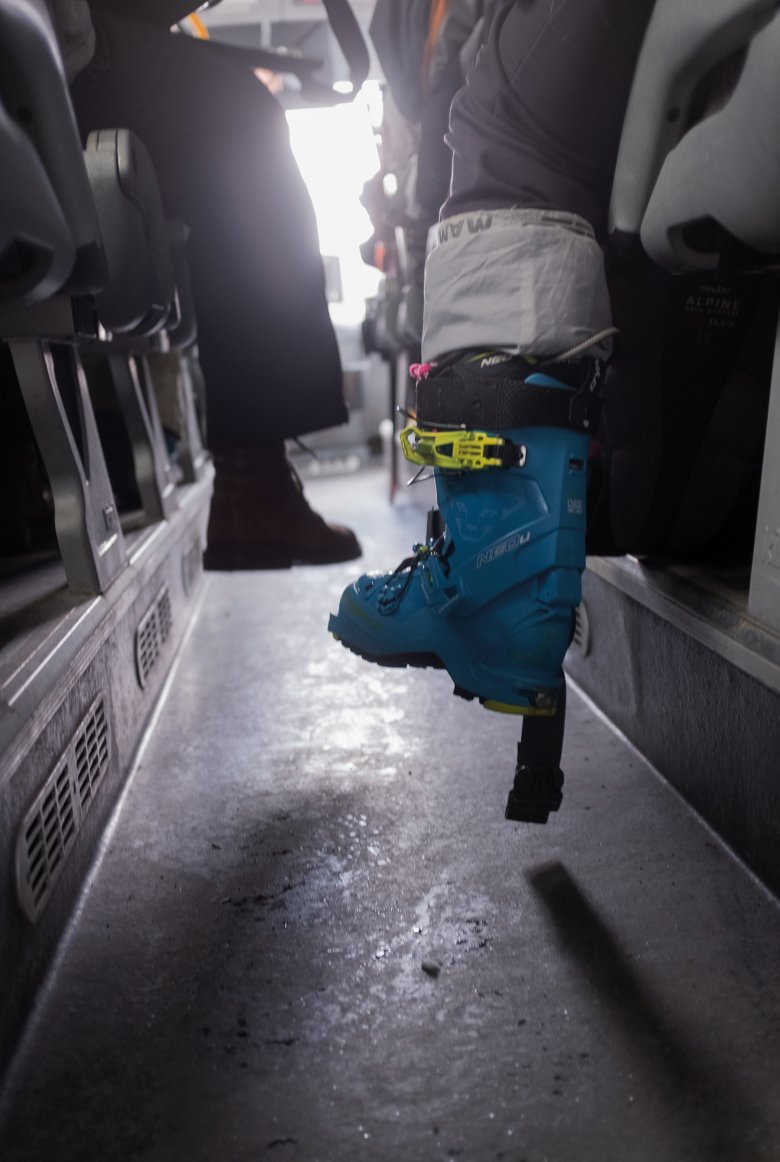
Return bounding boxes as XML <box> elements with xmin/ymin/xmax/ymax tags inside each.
<box><xmin>0</xmin><ymin>467</ymin><xmax>779</xmax><ymax>1162</ymax></box>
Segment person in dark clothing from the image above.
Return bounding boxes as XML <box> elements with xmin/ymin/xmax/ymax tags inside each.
<box><xmin>65</xmin><ymin>1</ymin><xmax>361</xmax><ymax>568</ymax></box>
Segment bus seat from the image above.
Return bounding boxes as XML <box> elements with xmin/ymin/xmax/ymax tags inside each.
<box><xmin>88</xmin><ymin>154</ymin><xmax>212</xmax><ymax>510</ymax></box>
<box><xmin>83</xmin><ymin>129</ymin><xmax>176</xmax><ymax>336</ymax></box>
<box><xmin>606</xmin><ymin>0</ymin><xmax>780</xmax><ymax>637</ymax></box>
<box><xmin>609</xmin><ymin>0</ymin><xmax>780</xmax><ymax>265</ymax></box>
<box><xmin>0</xmin><ymin>0</ymin><xmax>107</xmax><ymax>294</ymax></box>
<box><xmin>0</xmin><ymin>97</ymin><xmax>74</xmax><ymax>303</ymax></box>
<box><xmin>1</xmin><ymin>4</ymin><xmax>206</xmax><ymax>588</ymax></box>
<box><xmin>83</xmin><ymin>132</ymin><xmax>209</xmax><ymax>506</ymax></box>
<box><xmin>0</xmin><ymin>0</ymin><xmax>126</xmax><ymax>594</ymax></box>
<box><xmin>640</xmin><ymin>11</ymin><xmax>780</xmax><ymax>270</ymax></box>
<box><xmin>79</xmin><ymin>128</ymin><xmax>191</xmax><ymax>524</ymax></box>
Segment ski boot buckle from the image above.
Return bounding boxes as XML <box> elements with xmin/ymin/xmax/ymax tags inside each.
<box><xmin>400</xmin><ymin>426</ymin><xmax>527</xmax><ymax>471</ymax></box>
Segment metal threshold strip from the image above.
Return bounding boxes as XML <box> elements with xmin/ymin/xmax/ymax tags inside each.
<box><xmin>586</xmin><ymin>554</ymin><xmax>780</xmax><ymax>697</ymax></box>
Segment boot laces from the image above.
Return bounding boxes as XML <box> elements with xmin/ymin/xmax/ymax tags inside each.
<box><xmin>377</xmin><ymin>533</ymin><xmax>452</xmax><ymax>611</ymax></box>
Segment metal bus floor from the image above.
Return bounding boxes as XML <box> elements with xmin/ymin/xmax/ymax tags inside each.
<box><xmin>1</xmin><ymin>467</ymin><xmax>779</xmax><ymax>1162</ymax></box>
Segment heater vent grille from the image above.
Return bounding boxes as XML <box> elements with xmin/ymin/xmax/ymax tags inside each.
<box><xmin>135</xmin><ymin>586</ymin><xmax>173</xmax><ymax>687</ymax></box>
<box><xmin>16</xmin><ymin>696</ymin><xmax>111</xmax><ymax>923</ymax></box>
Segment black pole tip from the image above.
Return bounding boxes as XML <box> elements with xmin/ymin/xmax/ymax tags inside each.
<box><xmin>505</xmin><ymin>763</ymin><xmax>564</xmax><ymax>825</ymax></box>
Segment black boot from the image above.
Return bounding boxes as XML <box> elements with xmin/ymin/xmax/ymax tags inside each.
<box><xmin>204</xmin><ymin>445</ymin><xmax>361</xmax><ymax>570</ymax></box>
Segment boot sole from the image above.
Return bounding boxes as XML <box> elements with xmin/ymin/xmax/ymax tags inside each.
<box><xmin>331</xmin><ymin>633</ymin><xmax>558</xmax><ymax>716</ymax></box>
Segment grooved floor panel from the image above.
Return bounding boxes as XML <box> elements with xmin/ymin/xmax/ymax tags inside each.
<box><xmin>1</xmin><ymin>469</ymin><xmax>779</xmax><ymax>1162</ymax></box>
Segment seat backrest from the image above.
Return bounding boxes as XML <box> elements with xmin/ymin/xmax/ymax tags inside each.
<box><xmin>595</xmin><ymin>0</ymin><xmax>780</xmax><ymax>562</ymax></box>
<box><xmin>0</xmin><ymin>0</ymin><xmax>107</xmax><ymax>294</ymax></box>
<box><xmin>0</xmin><ymin>92</ymin><xmax>74</xmax><ymax>302</ymax></box>
<box><xmin>609</xmin><ymin>0</ymin><xmax>780</xmax><ymax>270</ymax></box>
<box><xmin>83</xmin><ymin>128</ymin><xmax>177</xmax><ymax>336</ymax></box>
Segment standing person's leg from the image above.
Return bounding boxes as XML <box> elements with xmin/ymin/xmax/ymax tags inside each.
<box><xmin>72</xmin><ymin>12</ymin><xmax>361</xmax><ymax>567</ymax></box>
<box><xmin>329</xmin><ymin>0</ymin><xmax>655</xmax><ymax>714</ymax></box>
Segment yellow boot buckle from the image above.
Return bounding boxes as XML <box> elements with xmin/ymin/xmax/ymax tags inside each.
<box><xmin>400</xmin><ymin>426</ymin><xmax>526</xmax><ymax>471</ymax></box>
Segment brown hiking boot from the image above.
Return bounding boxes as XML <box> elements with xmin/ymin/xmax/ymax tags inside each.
<box><xmin>204</xmin><ymin>446</ymin><xmax>361</xmax><ymax>570</ymax></box>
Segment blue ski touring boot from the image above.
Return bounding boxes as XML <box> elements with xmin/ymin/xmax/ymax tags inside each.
<box><xmin>328</xmin><ymin>349</ymin><xmax>604</xmax><ymax>714</ymax></box>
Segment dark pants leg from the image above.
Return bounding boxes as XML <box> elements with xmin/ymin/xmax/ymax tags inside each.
<box><xmin>71</xmin><ymin>14</ymin><xmax>347</xmax><ymax>452</ymax></box>
<box><xmin>445</xmin><ymin>0</ymin><xmax>657</xmax><ymax>235</ymax></box>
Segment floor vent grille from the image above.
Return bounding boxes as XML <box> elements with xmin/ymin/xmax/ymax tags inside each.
<box><xmin>182</xmin><ymin>538</ymin><xmax>202</xmax><ymax>596</ymax></box>
<box><xmin>75</xmin><ymin>698</ymin><xmax>109</xmax><ymax>811</ymax></box>
<box><xmin>16</xmin><ymin>695</ymin><xmax>110</xmax><ymax>923</ymax></box>
<box><xmin>135</xmin><ymin>586</ymin><xmax>173</xmax><ymax>688</ymax></box>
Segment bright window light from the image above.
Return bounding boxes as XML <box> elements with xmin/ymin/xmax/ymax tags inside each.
<box><xmin>286</xmin><ymin>85</ymin><xmax>383</xmax><ymax>323</ymax></box>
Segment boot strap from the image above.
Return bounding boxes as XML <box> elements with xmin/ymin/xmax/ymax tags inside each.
<box><xmin>415</xmin><ymin>359</ymin><xmax>604</xmax><ymax>435</ymax></box>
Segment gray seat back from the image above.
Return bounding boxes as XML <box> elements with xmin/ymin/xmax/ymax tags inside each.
<box><xmin>84</xmin><ymin>129</ymin><xmax>177</xmax><ymax>336</ymax></box>
<box><xmin>610</xmin><ymin>0</ymin><xmax>780</xmax><ymax>270</ymax></box>
<box><xmin>0</xmin><ymin>92</ymin><xmax>74</xmax><ymax>302</ymax></box>
<box><xmin>0</xmin><ymin>0</ymin><xmax>107</xmax><ymax>294</ymax></box>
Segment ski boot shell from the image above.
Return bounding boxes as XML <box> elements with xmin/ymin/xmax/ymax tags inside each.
<box><xmin>329</xmin><ymin>424</ymin><xmax>590</xmax><ymax>714</ymax></box>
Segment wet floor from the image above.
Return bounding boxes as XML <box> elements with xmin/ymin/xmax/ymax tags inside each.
<box><xmin>1</xmin><ymin>468</ymin><xmax>779</xmax><ymax>1162</ymax></box>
